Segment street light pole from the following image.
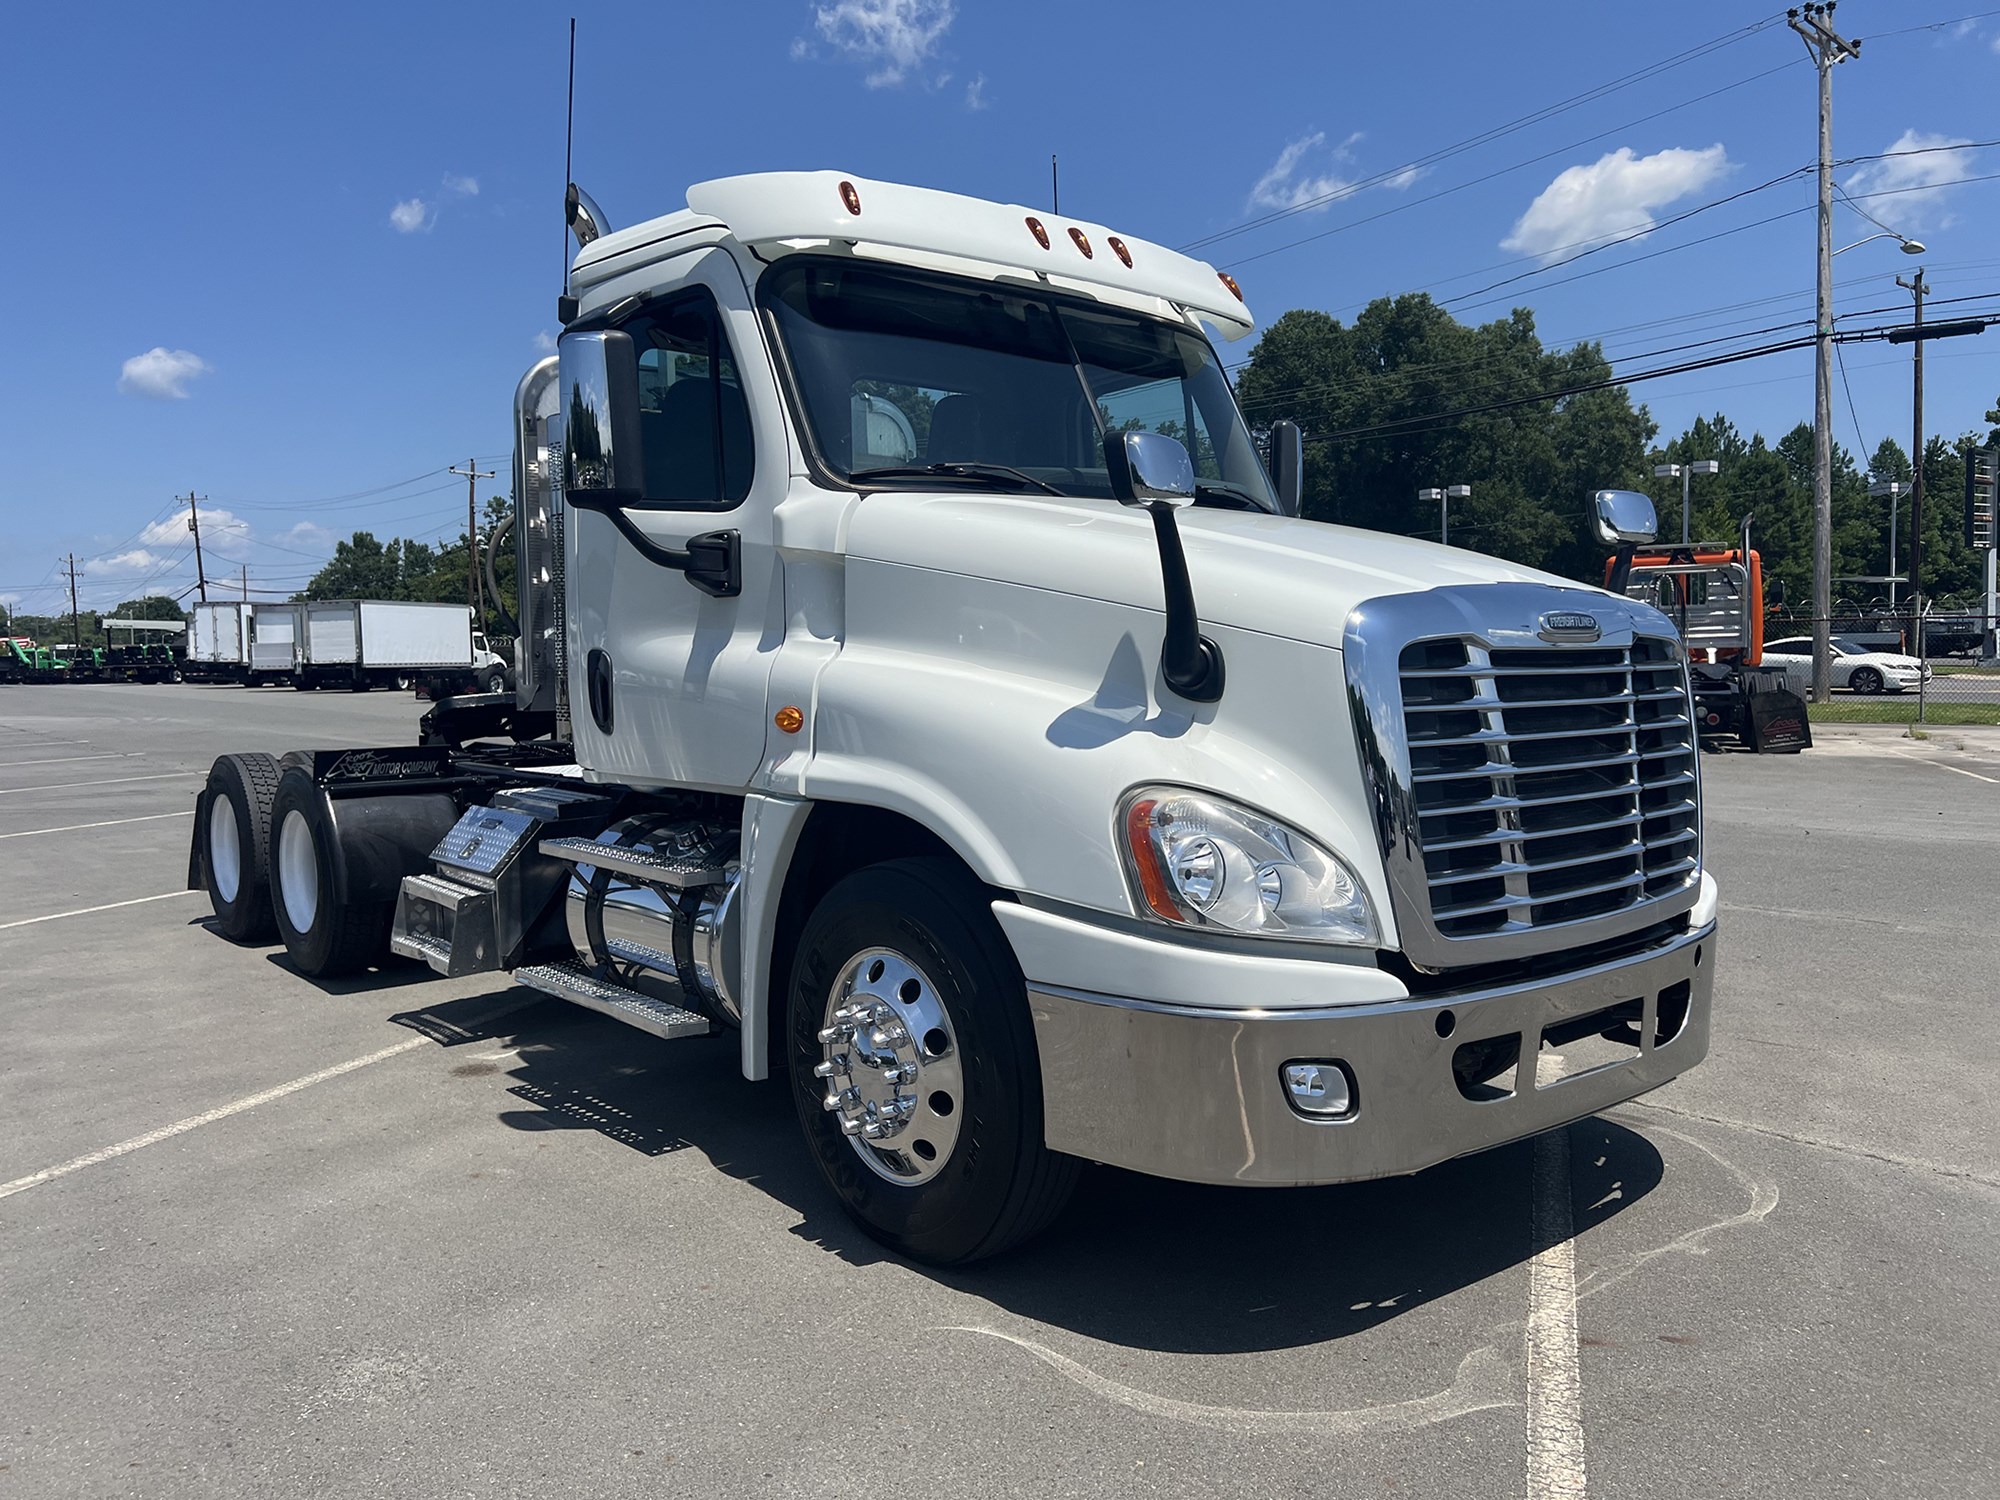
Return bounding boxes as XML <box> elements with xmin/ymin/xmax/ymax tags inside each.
<box><xmin>1417</xmin><ymin>484</ymin><xmax>1471</xmax><ymax>546</ymax></box>
<box><xmin>1653</xmin><ymin>460</ymin><xmax>1720</xmax><ymax>545</ymax></box>
<box><xmin>1897</xmin><ymin>263</ymin><xmax>1928</xmax><ymax>657</ymax></box>
<box><xmin>1789</xmin><ymin>3</ymin><xmax>1860</xmax><ymax>705</ymax></box>
<box><xmin>1867</xmin><ymin>480</ymin><xmax>1905</xmax><ymax>605</ymax></box>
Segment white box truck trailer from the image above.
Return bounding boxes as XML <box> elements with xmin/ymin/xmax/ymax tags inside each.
<box><xmin>185</xmin><ymin>602</ymin><xmax>252</xmax><ymax>683</ymax></box>
<box><xmin>187</xmin><ymin>172</ymin><xmax>1715</xmax><ymax>1263</ymax></box>
<box><xmin>245</xmin><ymin>603</ymin><xmax>301</xmax><ymax>686</ymax></box>
<box><xmin>294</xmin><ymin>600</ymin><xmax>511</xmax><ymax>693</ymax></box>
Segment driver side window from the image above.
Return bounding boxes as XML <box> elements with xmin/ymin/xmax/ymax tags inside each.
<box><xmin>622</xmin><ymin>292</ymin><xmax>754</xmax><ymax>509</ymax></box>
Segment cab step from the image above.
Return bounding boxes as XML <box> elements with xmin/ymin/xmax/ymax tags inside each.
<box><xmin>513</xmin><ymin>958</ymin><xmax>715</xmax><ymax>1041</ymax></box>
<box><xmin>537</xmin><ymin>835</ymin><xmax>727</xmax><ymax>889</ymax></box>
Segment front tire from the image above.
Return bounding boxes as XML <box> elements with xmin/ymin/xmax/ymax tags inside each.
<box><xmin>481</xmin><ymin>669</ymin><xmax>507</xmax><ymax>695</ymax></box>
<box><xmin>200</xmin><ymin>753</ymin><xmax>282</xmax><ymax>943</ymax></box>
<box><xmin>787</xmin><ymin>858</ymin><xmax>1079</xmax><ymax>1264</ymax></box>
<box><xmin>268</xmin><ymin>768</ymin><xmax>395</xmax><ymax>977</ymax></box>
<box><xmin>1850</xmin><ymin>666</ymin><xmax>1884</xmax><ymax>695</ymax></box>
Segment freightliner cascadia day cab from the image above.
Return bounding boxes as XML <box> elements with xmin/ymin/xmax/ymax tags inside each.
<box><xmin>188</xmin><ymin>173</ymin><xmax>1715</xmax><ymax>1263</ymax></box>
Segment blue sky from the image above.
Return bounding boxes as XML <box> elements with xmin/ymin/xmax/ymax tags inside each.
<box><xmin>3</xmin><ymin>0</ymin><xmax>1996</xmax><ymax>618</ymax></box>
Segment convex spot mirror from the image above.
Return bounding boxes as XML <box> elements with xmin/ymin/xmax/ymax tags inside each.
<box><xmin>559</xmin><ymin>330</ymin><xmax>645</xmax><ymax>502</ymax></box>
<box><xmin>1106</xmin><ymin>430</ymin><xmax>1196</xmax><ymax>509</ymax></box>
<box><xmin>1592</xmin><ymin>488</ymin><xmax>1659</xmax><ymax>547</ymax></box>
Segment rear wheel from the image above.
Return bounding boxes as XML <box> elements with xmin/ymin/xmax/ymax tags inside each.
<box><xmin>788</xmin><ymin>858</ymin><xmax>1079</xmax><ymax>1264</ymax></box>
<box><xmin>200</xmin><ymin>753</ymin><xmax>282</xmax><ymax>943</ymax></box>
<box><xmin>1850</xmin><ymin>666</ymin><xmax>1884</xmax><ymax>695</ymax></box>
<box><xmin>268</xmin><ymin>768</ymin><xmax>395</xmax><ymax>977</ymax></box>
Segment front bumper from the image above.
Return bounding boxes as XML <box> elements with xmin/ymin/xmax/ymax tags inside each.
<box><xmin>1016</xmin><ymin>914</ymin><xmax>1714</xmax><ymax>1187</ymax></box>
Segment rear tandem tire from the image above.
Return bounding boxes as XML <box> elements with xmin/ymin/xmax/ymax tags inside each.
<box><xmin>268</xmin><ymin>767</ymin><xmax>395</xmax><ymax>977</ymax></box>
<box><xmin>200</xmin><ymin>753</ymin><xmax>282</xmax><ymax>944</ymax></box>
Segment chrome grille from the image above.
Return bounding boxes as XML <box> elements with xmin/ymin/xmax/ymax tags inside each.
<box><xmin>1397</xmin><ymin>635</ymin><xmax>1698</xmax><ymax>941</ymax></box>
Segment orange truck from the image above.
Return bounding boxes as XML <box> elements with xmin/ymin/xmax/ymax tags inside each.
<box><xmin>1606</xmin><ymin>516</ymin><xmax>1810</xmax><ymax>753</ymax></box>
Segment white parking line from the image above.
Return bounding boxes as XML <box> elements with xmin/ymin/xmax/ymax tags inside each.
<box><xmin>0</xmin><ymin>810</ymin><xmax>193</xmax><ymax>841</ymax></box>
<box><xmin>1526</xmin><ymin>1061</ymin><xmax>1587</xmax><ymax>1499</ymax></box>
<box><xmin>1885</xmin><ymin>750</ymin><xmax>2000</xmax><ymax>785</ymax></box>
<box><xmin>0</xmin><ymin>891</ymin><xmax>202</xmax><ymax>930</ymax></box>
<box><xmin>0</xmin><ymin>1039</ymin><xmax>427</xmax><ymax>1202</ymax></box>
<box><xmin>0</xmin><ymin>753</ymin><xmax>135</xmax><ymax>769</ymax></box>
<box><xmin>0</xmin><ymin>772</ymin><xmax>192</xmax><ymax>796</ymax></box>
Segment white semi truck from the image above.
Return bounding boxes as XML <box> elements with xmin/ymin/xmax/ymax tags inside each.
<box><xmin>188</xmin><ymin>172</ymin><xmax>1714</xmax><ymax>1263</ymax></box>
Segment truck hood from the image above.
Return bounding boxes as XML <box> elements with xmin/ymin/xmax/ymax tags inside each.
<box><xmin>844</xmin><ymin>491</ymin><xmax>1597</xmax><ymax>647</ymax></box>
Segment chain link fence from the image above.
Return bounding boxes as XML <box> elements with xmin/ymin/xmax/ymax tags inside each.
<box><xmin>1760</xmin><ymin>608</ymin><xmax>1999</xmax><ymax>724</ymax></box>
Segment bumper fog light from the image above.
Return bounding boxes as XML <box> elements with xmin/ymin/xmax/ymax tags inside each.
<box><xmin>1281</xmin><ymin>1061</ymin><xmax>1354</xmax><ymax>1119</ymax></box>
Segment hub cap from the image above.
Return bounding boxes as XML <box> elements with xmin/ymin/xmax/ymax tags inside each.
<box><xmin>208</xmin><ymin>796</ymin><xmax>241</xmax><ymax>904</ymax></box>
<box><xmin>277</xmin><ymin>809</ymin><xmax>319</xmax><ymax>936</ymax></box>
<box><xmin>816</xmin><ymin>949</ymin><xmax>962</xmax><ymax>1185</ymax></box>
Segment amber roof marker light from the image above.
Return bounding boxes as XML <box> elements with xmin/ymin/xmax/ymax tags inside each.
<box><xmin>1068</xmin><ymin>227</ymin><xmax>1093</xmax><ymax>259</ymax></box>
<box><xmin>1217</xmin><ymin>270</ymin><xmax>1244</xmax><ymax>302</ymax></box>
<box><xmin>1107</xmin><ymin>236</ymin><xmax>1133</xmax><ymax>268</ymax></box>
<box><xmin>1025</xmin><ymin>215</ymin><xmax>1050</xmax><ymax>249</ymax></box>
<box><xmin>839</xmin><ymin>180</ymin><xmax>862</xmax><ymax>216</ymax></box>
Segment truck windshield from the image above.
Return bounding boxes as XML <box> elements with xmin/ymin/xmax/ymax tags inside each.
<box><xmin>763</xmin><ymin>258</ymin><xmax>1279</xmax><ymax>511</ymax></box>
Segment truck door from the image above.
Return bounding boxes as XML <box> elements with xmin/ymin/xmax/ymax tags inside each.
<box><xmin>566</xmin><ymin>247</ymin><xmax>782</xmax><ymax>790</ymax></box>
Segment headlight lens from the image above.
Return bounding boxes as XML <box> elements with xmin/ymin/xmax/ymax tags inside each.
<box><xmin>1119</xmin><ymin>788</ymin><xmax>1378</xmax><ymax>946</ymax></box>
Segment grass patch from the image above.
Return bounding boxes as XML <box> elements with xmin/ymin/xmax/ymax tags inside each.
<box><xmin>1926</xmin><ymin>663</ymin><xmax>1999</xmax><ymax>676</ymax></box>
<box><xmin>1808</xmin><ymin>701</ymin><xmax>2000</xmax><ymax>725</ymax></box>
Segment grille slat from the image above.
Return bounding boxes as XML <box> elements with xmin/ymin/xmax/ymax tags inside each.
<box><xmin>1396</xmin><ymin>634</ymin><xmax>1700</xmax><ymax>941</ymax></box>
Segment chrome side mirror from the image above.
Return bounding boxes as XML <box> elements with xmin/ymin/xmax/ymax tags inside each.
<box><xmin>1105</xmin><ymin>430</ymin><xmax>1196</xmax><ymax>509</ymax></box>
<box><xmin>1592</xmin><ymin>488</ymin><xmax>1658</xmax><ymax>547</ymax></box>
<box><xmin>559</xmin><ymin>330</ymin><xmax>645</xmax><ymax>502</ymax></box>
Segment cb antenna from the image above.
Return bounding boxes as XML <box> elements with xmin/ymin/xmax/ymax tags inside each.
<box><xmin>1051</xmin><ymin>153</ymin><xmax>1059</xmax><ymax>215</ymax></box>
<box><xmin>563</xmin><ymin>17</ymin><xmax>576</xmax><ymax>298</ymax></box>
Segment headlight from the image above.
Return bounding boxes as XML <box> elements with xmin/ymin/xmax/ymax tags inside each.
<box><xmin>1118</xmin><ymin>788</ymin><xmax>1379</xmax><ymax>946</ymax></box>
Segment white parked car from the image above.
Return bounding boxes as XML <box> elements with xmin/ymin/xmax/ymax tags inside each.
<box><xmin>1762</xmin><ymin>635</ymin><xmax>1932</xmax><ymax>694</ymax></box>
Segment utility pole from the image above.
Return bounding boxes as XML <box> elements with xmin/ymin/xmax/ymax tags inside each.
<box><xmin>185</xmin><ymin>491</ymin><xmax>209</xmax><ymax>602</ymax></box>
<box><xmin>241</xmin><ymin>562</ymin><xmax>249</xmax><ymax>602</ymax></box>
<box><xmin>1789</xmin><ymin>3</ymin><xmax>1860</xmax><ymax>705</ymax></box>
<box><xmin>1897</xmin><ymin>263</ymin><xmax>1928</xmax><ymax>657</ymax></box>
<box><xmin>449</xmin><ymin>460</ymin><xmax>496</xmax><ymax>631</ymax></box>
<box><xmin>66</xmin><ymin>554</ymin><xmax>81</xmax><ymax>648</ymax></box>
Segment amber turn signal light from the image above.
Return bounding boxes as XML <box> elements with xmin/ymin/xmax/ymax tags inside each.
<box><xmin>775</xmin><ymin>705</ymin><xmax>805</xmax><ymax>734</ymax></box>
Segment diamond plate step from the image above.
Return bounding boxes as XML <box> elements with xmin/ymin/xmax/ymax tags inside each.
<box><xmin>514</xmin><ymin>959</ymin><xmax>715</xmax><ymax>1041</ymax></box>
<box><xmin>538</xmin><ymin>835</ymin><xmax>727</xmax><ymax>889</ymax></box>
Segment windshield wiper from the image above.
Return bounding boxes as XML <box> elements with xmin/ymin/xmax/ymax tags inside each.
<box><xmin>849</xmin><ymin>462</ymin><xmax>1065</xmax><ymax>497</ymax></box>
<box><xmin>1194</xmin><ymin>480</ymin><xmax>1275</xmax><ymax>512</ymax></box>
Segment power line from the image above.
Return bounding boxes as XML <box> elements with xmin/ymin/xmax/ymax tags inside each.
<box><xmin>1184</xmin><ymin>11</ymin><xmax>1790</xmax><ymax>254</ymax></box>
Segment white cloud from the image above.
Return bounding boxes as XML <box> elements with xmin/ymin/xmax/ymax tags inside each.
<box><xmin>811</xmin><ymin>0</ymin><xmax>955</xmax><ymax>88</ymax></box>
<box><xmin>1501</xmin><ymin>144</ymin><xmax>1731</xmax><ymax>263</ymax></box>
<box><xmin>1845</xmin><ymin>129</ymin><xmax>1979</xmax><ymax>230</ymax></box>
<box><xmin>284</xmin><ymin>520</ymin><xmax>335</xmax><ymax>549</ymax></box>
<box><xmin>118</xmin><ymin>347</ymin><xmax>211</xmax><ymax>400</ymax></box>
<box><xmin>390</xmin><ymin>197</ymin><xmax>432</xmax><ymax>233</ymax></box>
<box><xmin>83</xmin><ymin>549</ymin><xmax>162</xmax><ymax>576</ymax></box>
<box><xmin>965</xmin><ymin>73</ymin><xmax>987</xmax><ymax>110</ymax></box>
<box><xmin>1246</xmin><ymin>131</ymin><xmax>1419</xmax><ymax>215</ymax></box>
<box><xmin>140</xmin><ymin>506</ymin><xmax>254</xmax><ymax>560</ymax></box>
<box><xmin>532</xmin><ymin>329</ymin><xmax>558</xmax><ymax>355</ymax></box>
<box><xmin>443</xmin><ymin>173</ymin><xmax>479</xmax><ymax>197</ymax></box>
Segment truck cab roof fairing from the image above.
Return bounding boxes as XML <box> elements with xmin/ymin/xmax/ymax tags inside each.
<box><xmin>571</xmin><ymin>171</ymin><xmax>1256</xmax><ymax>341</ymax></box>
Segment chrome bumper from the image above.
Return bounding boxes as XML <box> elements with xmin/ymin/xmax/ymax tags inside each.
<box><xmin>1027</xmin><ymin>921</ymin><xmax>1714</xmax><ymax>1186</ymax></box>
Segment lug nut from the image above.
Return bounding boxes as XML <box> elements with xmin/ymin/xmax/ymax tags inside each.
<box><xmin>812</xmin><ymin>1058</ymin><xmax>843</xmax><ymax>1078</ymax></box>
<box><xmin>839</xmin><ymin>1116</ymin><xmax>864</xmax><ymax>1136</ymax></box>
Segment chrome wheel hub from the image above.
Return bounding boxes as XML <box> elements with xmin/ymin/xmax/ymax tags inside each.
<box><xmin>816</xmin><ymin>948</ymin><xmax>962</xmax><ymax>1185</ymax></box>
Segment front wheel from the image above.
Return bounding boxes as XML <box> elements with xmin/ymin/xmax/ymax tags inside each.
<box><xmin>481</xmin><ymin>669</ymin><xmax>507</xmax><ymax>695</ymax></box>
<box><xmin>1850</xmin><ymin>666</ymin><xmax>1884</xmax><ymax>695</ymax></box>
<box><xmin>788</xmin><ymin>858</ymin><xmax>1079</xmax><ymax>1264</ymax></box>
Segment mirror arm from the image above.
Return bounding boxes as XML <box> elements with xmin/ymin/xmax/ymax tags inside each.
<box><xmin>566</xmin><ymin>489</ymin><xmax>742</xmax><ymax>598</ymax></box>
<box><xmin>1147</xmin><ymin>503</ymin><xmax>1225</xmax><ymax>703</ymax></box>
<box><xmin>1607</xmin><ymin>544</ymin><xmax>1637</xmax><ymax>596</ymax></box>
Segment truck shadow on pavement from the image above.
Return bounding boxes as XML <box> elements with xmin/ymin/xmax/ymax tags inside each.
<box><xmin>385</xmin><ymin>989</ymin><xmax>1665</xmax><ymax>1356</ymax></box>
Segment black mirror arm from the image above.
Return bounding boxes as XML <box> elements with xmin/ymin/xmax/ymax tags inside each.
<box><xmin>1607</xmin><ymin>544</ymin><xmax>1637</xmax><ymax>596</ymax></box>
<box><xmin>1147</xmin><ymin>503</ymin><xmax>1225</xmax><ymax>703</ymax></box>
<box><xmin>567</xmin><ymin>489</ymin><xmax>742</xmax><ymax>598</ymax></box>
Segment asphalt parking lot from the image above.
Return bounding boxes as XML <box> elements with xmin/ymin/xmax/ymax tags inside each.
<box><xmin>2</xmin><ymin>684</ymin><xmax>1995</xmax><ymax>1499</ymax></box>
